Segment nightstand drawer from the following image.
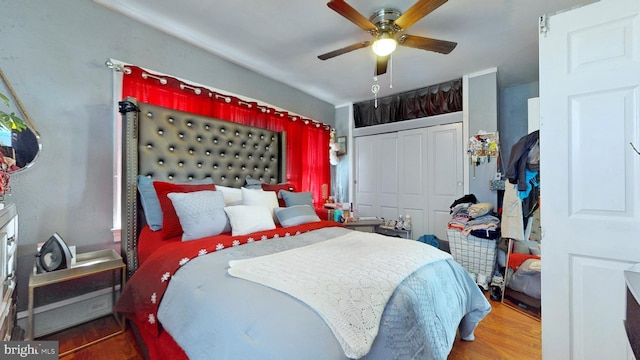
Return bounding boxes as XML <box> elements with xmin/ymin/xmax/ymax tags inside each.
<box><xmin>376</xmin><ymin>226</ymin><xmax>412</xmax><ymax>239</ymax></box>
<box><xmin>343</xmin><ymin>220</ymin><xmax>383</xmax><ymax>233</ymax></box>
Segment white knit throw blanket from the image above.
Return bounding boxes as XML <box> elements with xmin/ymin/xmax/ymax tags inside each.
<box><xmin>228</xmin><ymin>231</ymin><xmax>452</xmax><ymax>358</ymax></box>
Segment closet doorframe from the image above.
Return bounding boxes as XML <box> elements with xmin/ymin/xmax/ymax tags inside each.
<box><xmin>354</xmin><ymin>122</ymin><xmax>462</xmax><ymax>240</ymax></box>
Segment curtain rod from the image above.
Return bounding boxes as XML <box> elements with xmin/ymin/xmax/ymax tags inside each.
<box><xmin>104</xmin><ymin>58</ymin><xmax>331</xmax><ymax>129</ymax></box>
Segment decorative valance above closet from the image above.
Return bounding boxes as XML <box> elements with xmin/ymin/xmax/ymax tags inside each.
<box><xmin>353</xmin><ymin>79</ymin><xmax>462</xmax><ymax>128</ymax></box>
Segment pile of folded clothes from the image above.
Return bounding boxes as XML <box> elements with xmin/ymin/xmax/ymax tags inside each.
<box><xmin>448</xmin><ymin>196</ymin><xmax>500</xmax><ymax>238</ymax></box>
<box><xmin>447</xmin><ymin>195</ymin><xmax>501</xmax><ymax>291</ymax></box>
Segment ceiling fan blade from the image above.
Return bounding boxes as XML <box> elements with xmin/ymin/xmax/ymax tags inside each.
<box><xmin>327</xmin><ymin>0</ymin><xmax>378</xmax><ymax>32</ymax></box>
<box><xmin>399</xmin><ymin>34</ymin><xmax>457</xmax><ymax>54</ymax></box>
<box><xmin>376</xmin><ymin>55</ymin><xmax>389</xmax><ymax>76</ymax></box>
<box><xmin>318</xmin><ymin>41</ymin><xmax>371</xmax><ymax>60</ymax></box>
<box><xmin>394</xmin><ymin>0</ymin><xmax>448</xmax><ymax>30</ymax></box>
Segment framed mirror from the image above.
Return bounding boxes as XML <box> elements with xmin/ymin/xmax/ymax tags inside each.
<box><xmin>1</xmin><ymin>127</ymin><xmax>40</xmax><ymax>172</ymax></box>
<box><xmin>0</xmin><ymin>68</ymin><xmax>41</xmax><ymax>173</ymax></box>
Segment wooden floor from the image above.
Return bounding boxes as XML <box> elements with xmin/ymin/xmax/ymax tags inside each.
<box><xmin>57</xmin><ymin>294</ymin><xmax>540</xmax><ymax>360</ymax></box>
<box><xmin>448</xmin><ymin>294</ymin><xmax>542</xmax><ymax>360</ymax></box>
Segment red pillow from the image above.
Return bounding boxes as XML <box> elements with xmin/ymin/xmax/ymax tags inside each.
<box><xmin>262</xmin><ymin>183</ymin><xmax>295</xmax><ymax>207</ymax></box>
<box><xmin>153</xmin><ymin>181</ymin><xmax>216</xmax><ymax>240</ymax></box>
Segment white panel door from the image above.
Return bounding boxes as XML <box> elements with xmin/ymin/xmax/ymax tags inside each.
<box><xmin>427</xmin><ymin>123</ymin><xmax>463</xmax><ymax>241</ymax></box>
<box><xmin>540</xmin><ymin>0</ymin><xmax>640</xmax><ymax>359</ymax></box>
<box><xmin>354</xmin><ymin>135</ymin><xmax>377</xmax><ymax>216</ymax></box>
<box><xmin>379</xmin><ymin>134</ymin><xmax>399</xmax><ymax>220</ymax></box>
<box><xmin>354</xmin><ymin>132</ymin><xmax>398</xmax><ymax>218</ymax></box>
<box><xmin>398</xmin><ymin>128</ymin><xmax>429</xmax><ymax>239</ymax></box>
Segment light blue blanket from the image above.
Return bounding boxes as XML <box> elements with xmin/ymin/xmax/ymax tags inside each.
<box><xmin>158</xmin><ymin>227</ymin><xmax>491</xmax><ymax>359</ymax></box>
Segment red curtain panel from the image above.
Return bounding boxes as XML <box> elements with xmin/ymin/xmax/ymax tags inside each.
<box><xmin>122</xmin><ymin>66</ymin><xmax>330</xmax><ymax>204</ymax></box>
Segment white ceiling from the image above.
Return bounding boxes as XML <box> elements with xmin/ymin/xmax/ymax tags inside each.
<box><xmin>96</xmin><ymin>0</ymin><xmax>593</xmax><ymax>106</ymax></box>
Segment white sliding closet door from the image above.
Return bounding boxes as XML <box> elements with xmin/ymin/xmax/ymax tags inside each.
<box><xmin>428</xmin><ymin>123</ymin><xmax>464</xmax><ymax>241</ymax></box>
<box><xmin>354</xmin><ymin>133</ymin><xmax>398</xmax><ymax>219</ymax></box>
<box><xmin>354</xmin><ymin>122</ymin><xmax>462</xmax><ymax>240</ymax></box>
<box><xmin>398</xmin><ymin>128</ymin><xmax>429</xmax><ymax>239</ymax></box>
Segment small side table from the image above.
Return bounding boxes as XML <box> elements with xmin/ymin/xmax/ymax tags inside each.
<box><xmin>28</xmin><ymin>249</ymin><xmax>126</xmax><ymax>356</ymax></box>
<box><xmin>342</xmin><ymin>219</ymin><xmax>384</xmax><ymax>233</ymax></box>
<box><xmin>376</xmin><ymin>225</ymin><xmax>413</xmax><ymax>239</ymax></box>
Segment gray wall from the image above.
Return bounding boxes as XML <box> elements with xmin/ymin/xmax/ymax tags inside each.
<box><xmin>467</xmin><ymin>76</ymin><xmax>538</xmax><ymax>210</ymax></box>
<box><xmin>468</xmin><ymin>72</ymin><xmax>499</xmax><ymax>208</ymax></box>
<box><xmin>499</xmin><ymin>82</ymin><xmax>539</xmax><ymax>165</ymax></box>
<box><xmin>1</xmin><ymin>0</ymin><xmax>335</xmax><ymax>312</ymax></box>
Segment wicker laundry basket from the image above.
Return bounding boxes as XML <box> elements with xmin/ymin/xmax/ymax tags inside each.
<box><xmin>446</xmin><ymin>229</ymin><xmax>497</xmax><ymax>287</ymax></box>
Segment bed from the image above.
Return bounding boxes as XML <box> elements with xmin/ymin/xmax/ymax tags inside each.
<box><xmin>114</xmin><ymin>98</ymin><xmax>491</xmax><ymax>359</ymax></box>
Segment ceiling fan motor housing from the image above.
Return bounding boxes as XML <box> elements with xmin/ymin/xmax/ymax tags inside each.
<box><xmin>369</xmin><ymin>8</ymin><xmax>401</xmax><ymax>35</ymax></box>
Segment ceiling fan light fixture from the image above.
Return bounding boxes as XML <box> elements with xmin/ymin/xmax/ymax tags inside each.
<box><xmin>372</xmin><ymin>34</ymin><xmax>397</xmax><ymax>56</ymax></box>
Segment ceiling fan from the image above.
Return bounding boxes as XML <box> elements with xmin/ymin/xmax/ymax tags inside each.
<box><xmin>318</xmin><ymin>0</ymin><xmax>457</xmax><ymax>76</ymax></box>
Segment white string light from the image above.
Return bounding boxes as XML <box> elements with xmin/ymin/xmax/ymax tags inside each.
<box><xmin>179</xmin><ymin>83</ymin><xmax>202</xmax><ymax>95</ymax></box>
<box><xmin>142</xmin><ymin>72</ymin><xmax>167</xmax><ymax>85</ymax></box>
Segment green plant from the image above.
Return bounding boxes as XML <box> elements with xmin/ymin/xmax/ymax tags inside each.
<box><xmin>0</xmin><ymin>92</ymin><xmax>27</xmax><ymax>132</ymax></box>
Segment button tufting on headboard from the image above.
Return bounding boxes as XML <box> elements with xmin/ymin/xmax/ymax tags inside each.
<box><xmin>121</xmin><ymin>97</ymin><xmax>287</xmax><ymax>278</ymax></box>
<box><xmin>135</xmin><ymin>100</ymin><xmax>284</xmax><ymax>188</ymax></box>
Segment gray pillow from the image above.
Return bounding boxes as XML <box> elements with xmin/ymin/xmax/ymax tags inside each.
<box><xmin>167</xmin><ymin>190</ymin><xmax>231</xmax><ymax>241</ymax></box>
<box><xmin>244</xmin><ymin>175</ymin><xmax>263</xmax><ymax>189</ymax></box>
<box><xmin>280</xmin><ymin>190</ymin><xmax>313</xmax><ymax>207</ymax></box>
<box><xmin>137</xmin><ymin>176</ymin><xmax>214</xmax><ymax>231</ymax></box>
<box><xmin>274</xmin><ymin>205</ymin><xmax>321</xmax><ymax>227</ymax></box>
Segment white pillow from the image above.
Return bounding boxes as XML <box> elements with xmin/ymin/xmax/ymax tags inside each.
<box><xmin>241</xmin><ymin>187</ymin><xmax>279</xmax><ymax>222</ymax></box>
<box><xmin>224</xmin><ymin>205</ymin><xmax>276</xmax><ymax>236</ymax></box>
<box><xmin>167</xmin><ymin>190</ymin><xmax>231</xmax><ymax>241</ymax></box>
<box><xmin>215</xmin><ymin>185</ymin><xmax>243</xmax><ymax>206</ymax></box>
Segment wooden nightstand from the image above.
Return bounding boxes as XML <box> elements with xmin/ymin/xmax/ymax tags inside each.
<box><xmin>342</xmin><ymin>219</ymin><xmax>384</xmax><ymax>233</ymax></box>
<box><xmin>28</xmin><ymin>249</ymin><xmax>126</xmax><ymax>356</ymax></box>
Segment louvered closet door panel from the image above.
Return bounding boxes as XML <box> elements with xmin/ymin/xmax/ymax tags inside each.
<box><xmin>398</xmin><ymin>128</ymin><xmax>428</xmax><ymax>239</ymax></box>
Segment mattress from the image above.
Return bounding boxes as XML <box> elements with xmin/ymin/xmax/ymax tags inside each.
<box><xmin>117</xmin><ymin>224</ymin><xmax>491</xmax><ymax>359</ymax></box>
<box><xmin>158</xmin><ymin>228</ymin><xmax>490</xmax><ymax>359</ymax></box>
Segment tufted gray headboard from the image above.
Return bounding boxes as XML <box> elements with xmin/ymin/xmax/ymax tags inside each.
<box><xmin>119</xmin><ymin>97</ymin><xmax>286</xmax><ymax>277</ymax></box>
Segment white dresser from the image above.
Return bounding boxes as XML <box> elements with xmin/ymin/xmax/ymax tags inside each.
<box><xmin>0</xmin><ymin>203</ymin><xmax>18</xmax><ymax>340</ymax></box>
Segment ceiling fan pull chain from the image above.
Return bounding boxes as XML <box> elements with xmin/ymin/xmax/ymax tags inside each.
<box><xmin>389</xmin><ymin>54</ymin><xmax>393</xmax><ymax>89</ymax></box>
<box><xmin>371</xmin><ymin>83</ymin><xmax>380</xmax><ymax>108</ymax></box>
